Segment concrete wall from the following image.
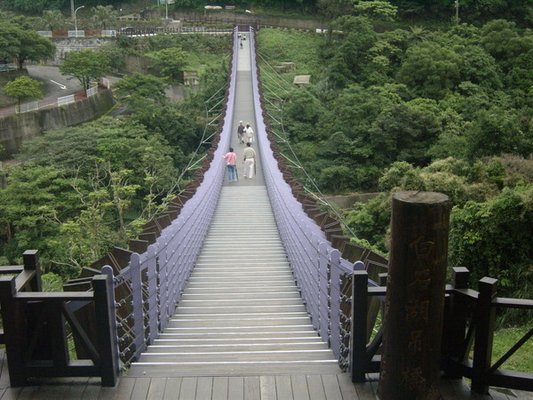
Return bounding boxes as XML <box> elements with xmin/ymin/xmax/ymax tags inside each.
<box><xmin>123</xmin><ymin>55</ymin><xmax>153</xmax><ymax>75</ymax></box>
<box><xmin>0</xmin><ymin>90</ymin><xmax>114</xmax><ymax>158</ymax></box>
<box><xmin>52</xmin><ymin>37</ymin><xmax>115</xmax><ymax>65</ymax></box>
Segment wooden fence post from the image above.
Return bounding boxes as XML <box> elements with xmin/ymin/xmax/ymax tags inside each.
<box><xmin>0</xmin><ymin>276</ymin><xmax>26</xmax><ymax>386</ymax></box>
<box><xmin>92</xmin><ymin>273</ymin><xmax>119</xmax><ymax>387</ymax></box>
<box><xmin>23</xmin><ymin>250</ymin><xmax>41</xmax><ymax>291</ymax></box>
<box><xmin>444</xmin><ymin>267</ymin><xmax>470</xmax><ymax>377</ymax></box>
<box><xmin>471</xmin><ymin>277</ymin><xmax>497</xmax><ymax>394</ymax></box>
<box><xmin>351</xmin><ymin>268</ymin><xmax>368</xmax><ymax>383</ymax></box>
<box><xmin>378</xmin><ymin>191</ymin><xmax>451</xmax><ymax>400</ymax></box>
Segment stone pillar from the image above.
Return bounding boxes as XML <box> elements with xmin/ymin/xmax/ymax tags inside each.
<box><xmin>378</xmin><ymin>191</ymin><xmax>451</xmax><ymax>400</ymax></box>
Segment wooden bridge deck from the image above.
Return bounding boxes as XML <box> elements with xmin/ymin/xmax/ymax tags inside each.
<box><xmin>0</xmin><ymin>351</ymin><xmax>529</xmax><ymax>400</ymax></box>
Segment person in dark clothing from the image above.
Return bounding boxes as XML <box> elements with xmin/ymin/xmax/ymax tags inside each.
<box><xmin>237</xmin><ymin>121</ymin><xmax>245</xmax><ymax>144</ymax></box>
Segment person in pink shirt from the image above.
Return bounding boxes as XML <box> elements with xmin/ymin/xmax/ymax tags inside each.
<box><xmin>223</xmin><ymin>147</ymin><xmax>238</xmax><ymax>182</ymax></box>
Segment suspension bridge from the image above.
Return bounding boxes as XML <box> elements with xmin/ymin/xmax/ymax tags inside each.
<box><xmin>0</xmin><ymin>27</ymin><xmax>530</xmax><ymax>400</ymax></box>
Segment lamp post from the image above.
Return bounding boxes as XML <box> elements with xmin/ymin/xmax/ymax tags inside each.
<box><xmin>165</xmin><ymin>0</ymin><xmax>169</xmax><ymax>20</ymax></box>
<box><xmin>74</xmin><ymin>5</ymin><xmax>85</xmax><ymax>36</ymax></box>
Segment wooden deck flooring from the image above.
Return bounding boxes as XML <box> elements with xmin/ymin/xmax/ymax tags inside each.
<box><xmin>0</xmin><ymin>351</ymin><xmax>531</xmax><ymax>400</ymax></box>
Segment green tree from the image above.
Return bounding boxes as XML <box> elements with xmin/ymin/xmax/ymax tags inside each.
<box><xmin>0</xmin><ymin>22</ymin><xmax>55</xmax><ymax>70</ymax></box>
<box><xmin>147</xmin><ymin>47</ymin><xmax>189</xmax><ymax>82</ymax></box>
<box><xmin>353</xmin><ymin>1</ymin><xmax>398</xmax><ymax>21</ymax></box>
<box><xmin>449</xmin><ymin>185</ymin><xmax>533</xmax><ymax>298</ymax></box>
<box><xmin>397</xmin><ymin>41</ymin><xmax>462</xmax><ymax>99</ymax></box>
<box><xmin>318</xmin><ymin>165</ymin><xmax>353</xmax><ymax>193</ymax></box>
<box><xmin>3</xmin><ymin>116</ymin><xmax>179</xmax><ymax>273</ymax></box>
<box><xmin>317</xmin><ymin>0</ymin><xmax>354</xmax><ymax>18</ymax></box>
<box><xmin>466</xmin><ymin>106</ymin><xmax>532</xmax><ymax>159</ymax></box>
<box><xmin>480</xmin><ymin>19</ymin><xmax>524</xmax><ymax>66</ymax></box>
<box><xmin>114</xmin><ymin>73</ymin><xmax>168</xmax><ymax>106</ymax></box>
<box><xmin>0</xmin><ymin>164</ymin><xmax>83</xmax><ymax>268</ymax></box>
<box><xmin>455</xmin><ymin>44</ymin><xmax>502</xmax><ymax>89</ymax></box>
<box><xmin>59</xmin><ymin>49</ymin><xmax>110</xmax><ymax>90</ymax></box>
<box><xmin>366</xmin><ymin>29</ymin><xmax>411</xmax><ymax>83</ymax></box>
<box><xmin>367</xmin><ymin>99</ymin><xmax>442</xmax><ymax>166</ymax></box>
<box><xmin>325</xmin><ymin>16</ymin><xmax>377</xmax><ymax>87</ymax></box>
<box><xmin>91</xmin><ymin>5</ymin><xmax>117</xmax><ymax>30</ymax></box>
<box><xmin>4</xmin><ymin>76</ymin><xmax>43</xmax><ymax>112</ymax></box>
<box><xmin>345</xmin><ymin>192</ymin><xmax>392</xmax><ymax>253</ymax></box>
<box><xmin>42</xmin><ymin>9</ymin><xmax>65</xmax><ymax>31</ymax></box>
<box><xmin>378</xmin><ymin>161</ymin><xmax>424</xmax><ymax>192</ymax></box>
<box><xmin>96</xmin><ymin>44</ymin><xmax>126</xmax><ymax>73</ymax></box>
<box><xmin>7</xmin><ymin>0</ymin><xmax>65</xmax><ymax>14</ymax></box>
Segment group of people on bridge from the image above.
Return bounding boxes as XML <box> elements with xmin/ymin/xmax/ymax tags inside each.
<box><xmin>223</xmin><ymin>121</ymin><xmax>257</xmax><ymax>182</ymax></box>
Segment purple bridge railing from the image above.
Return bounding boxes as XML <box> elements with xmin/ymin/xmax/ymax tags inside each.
<box><xmin>247</xmin><ymin>29</ymin><xmax>368</xmax><ymax>369</ymax></box>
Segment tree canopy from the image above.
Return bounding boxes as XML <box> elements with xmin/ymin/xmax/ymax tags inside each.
<box><xmin>0</xmin><ymin>31</ymin><xmax>230</xmax><ymax>279</ymax></box>
<box><xmin>0</xmin><ymin>20</ymin><xmax>55</xmax><ymax>70</ymax></box>
<box><xmin>59</xmin><ymin>49</ymin><xmax>110</xmax><ymax>90</ymax></box>
<box><xmin>257</xmin><ymin>15</ymin><xmax>532</xmax><ymax>302</ymax></box>
<box><xmin>147</xmin><ymin>47</ymin><xmax>189</xmax><ymax>83</ymax></box>
<box><xmin>4</xmin><ymin>76</ymin><xmax>43</xmax><ymax>110</ymax></box>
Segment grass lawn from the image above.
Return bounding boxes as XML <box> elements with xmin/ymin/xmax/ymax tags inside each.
<box><xmin>492</xmin><ymin>325</ymin><xmax>533</xmax><ymax>372</ymax></box>
<box><xmin>257</xmin><ymin>28</ymin><xmax>324</xmax><ymax>79</ymax></box>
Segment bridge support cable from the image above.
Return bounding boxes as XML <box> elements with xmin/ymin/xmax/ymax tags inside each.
<box><xmin>257</xmin><ymin>56</ymin><xmax>359</xmax><ymax>243</ymax></box>
<box><xmin>101</xmin><ymin>28</ymin><xmax>241</xmax><ymax>368</ymax></box>
<box><xmin>248</xmin><ymin>29</ymin><xmax>367</xmax><ymax>370</ymax></box>
<box><xmin>176</xmin><ymin>82</ymin><xmax>227</xmax><ymax>185</ymax></box>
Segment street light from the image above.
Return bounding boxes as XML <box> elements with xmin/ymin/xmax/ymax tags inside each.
<box><xmin>74</xmin><ymin>5</ymin><xmax>85</xmax><ymax>36</ymax></box>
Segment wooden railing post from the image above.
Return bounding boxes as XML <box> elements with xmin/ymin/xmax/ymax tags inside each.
<box><xmin>444</xmin><ymin>267</ymin><xmax>470</xmax><ymax>377</ymax></box>
<box><xmin>351</xmin><ymin>267</ymin><xmax>368</xmax><ymax>383</ymax></box>
<box><xmin>378</xmin><ymin>191</ymin><xmax>451</xmax><ymax>400</ymax></box>
<box><xmin>0</xmin><ymin>276</ymin><xmax>26</xmax><ymax>386</ymax></box>
<box><xmin>471</xmin><ymin>277</ymin><xmax>497</xmax><ymax>394</ymax></box>
<box><xmin>23</xmin><ymin>249</ymin><xmax>41</xmax><ymax>291</ymax></box>
<box><xmin>92</xmin><ymin>273</ymin><xmax>119</xmax><ymax>387</ymax></box>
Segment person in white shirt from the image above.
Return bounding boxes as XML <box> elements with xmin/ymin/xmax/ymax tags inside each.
<box><xmin>243</xmin><ymin>142</ymin><xmax>256</xmax><ymax>179</ymax></box>
<box><xmin>244</xmin><ymin>123</ymin><xmax>254</xmax><ymax>144</ymax></box>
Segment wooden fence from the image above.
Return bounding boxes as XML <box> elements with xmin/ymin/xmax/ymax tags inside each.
<box><xmin>0</xmin><ymin>250</ymin><xmax>119</xmax><ymax>387</ymax></box>
<box><xmin>351</xmin><ymin>268</ymin><xmax>533</xmax><ymax>393</ymax></box>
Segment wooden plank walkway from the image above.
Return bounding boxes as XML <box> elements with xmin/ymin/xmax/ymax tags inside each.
<box><xmin>128</xmin><ymin>185</ymin><xmax>341</xmax><ymax>377</ymax></box>
<box><xmin>0</xmin><ymin>360</ymin><xmax>530</xmax><ymax>400</ymax></box>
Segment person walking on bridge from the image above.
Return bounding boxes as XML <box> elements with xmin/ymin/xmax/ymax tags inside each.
<box><xmin>244</xmin><ymin>123</ymin><xmax>254</xmax><ymax>145</ymax></box>
<box><xmin>223</xmin><ymin>147</ymin><xmax>238</xmax><ymax>182</ymax></box>
<box><xmin>243</xmin><ymin>142</ymin><xmax>256</xmax><ymax>179</ymax></box>
<box><xmin>237</xmin><ymin>121</ymin><xmax>245</xmax><ymax>144</ymax></box>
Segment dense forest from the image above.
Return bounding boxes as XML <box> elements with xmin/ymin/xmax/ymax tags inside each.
<box><xmin>0</xmin><ymin>0</ymin><xmax>531</xmax><ymax>26</ymax></box>
<box><xmin>0</xmin><ymin>15</ymin><xmax>231</xmax><ymax>288</ymax></box>
<box><xmin>256</xmin><ymin>4</ymin><xmax>531</xmax><ymax>306</ymax></box>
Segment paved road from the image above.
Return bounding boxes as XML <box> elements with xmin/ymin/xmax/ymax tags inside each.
<box><xmin>26</xmin><ymin>65</ymin><xmax>83</xmax><ymax>100</ymax></box>
<box><xmin>27</xmin><ymin>65</ymin><xmax>121</xmax><ymax>97</ymax></box>
<box><xmin>0</xmin><ymin>65</ymin><xmax>122</xmax><ymax>117</ymax></box>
